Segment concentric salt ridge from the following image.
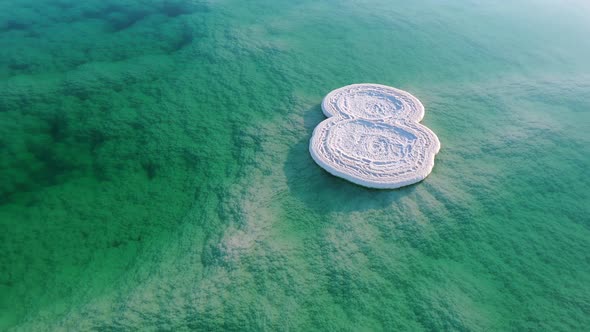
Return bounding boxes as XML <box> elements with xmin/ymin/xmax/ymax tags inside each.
<box><xmin>309</xmin><ymin>83</ymin><xmax>440</xmax><ymax>189</ymax></box>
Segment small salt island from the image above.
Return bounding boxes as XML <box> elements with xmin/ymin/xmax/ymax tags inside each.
<box><xmin>309</xmin><ymin>84</ymin><xmax>440</xmax><ymax>189</ymax></box>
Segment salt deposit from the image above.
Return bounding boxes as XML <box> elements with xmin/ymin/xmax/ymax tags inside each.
<box><xmin>309</xmin><ymin>84</ymin><xmax>440</xmax><ymax>189</ymax></box>
<box><xmin>321</xmin><ymin>83</ymin><xmax>425</xmax><ymax>121</ymax></box>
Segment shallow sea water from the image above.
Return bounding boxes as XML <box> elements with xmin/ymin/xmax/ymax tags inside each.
<box><xmin>1</xmin><ymin>0</ymin><xmax>589</xmax><ymax>330</ymax></box>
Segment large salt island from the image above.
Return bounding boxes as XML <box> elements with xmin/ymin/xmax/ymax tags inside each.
<box><xmin>309</xmin><ymin>84</ymin><xmax>440</xmax><ymax>189</ymax></box>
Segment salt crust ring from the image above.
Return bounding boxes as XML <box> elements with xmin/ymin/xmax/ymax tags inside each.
<box><xmin>309</xmin><ymin>83</ymin><xmax>440</xmax><ymax>189</ymax></box>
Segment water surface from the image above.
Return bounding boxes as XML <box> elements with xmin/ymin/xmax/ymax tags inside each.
<box><xmin>1</xmin><ymin>0</ymin><xmax>589</xmax><ymax>330</ymax></box>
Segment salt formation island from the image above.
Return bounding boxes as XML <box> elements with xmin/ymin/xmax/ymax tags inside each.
<box><xmin>309</xmin><ymin>84</ymin><xmax>440</xmax><ymax>189</ymax></box>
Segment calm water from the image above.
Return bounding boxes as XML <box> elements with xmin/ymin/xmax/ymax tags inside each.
<box><xmin>1</xmin><ymin>0</ymin><xmax>589</xmax><ymax>330</ymax></box>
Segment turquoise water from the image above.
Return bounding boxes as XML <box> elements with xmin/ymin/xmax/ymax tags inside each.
<box><xmin>1</xmin><ymin>0</ymin><xmax>589</xmax><ymax>330</ymax></box>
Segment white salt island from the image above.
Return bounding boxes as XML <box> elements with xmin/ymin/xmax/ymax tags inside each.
<box><xmin>309</xmin><ymin>84</ymin><xmax>440</xmax><ymax>189</ymax></box>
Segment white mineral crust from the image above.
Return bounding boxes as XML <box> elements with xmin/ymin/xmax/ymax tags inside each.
<box><xmin>309</xmin><ymin>84</ymin><xmax>440</xmax><ymax>189</ymax></box>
